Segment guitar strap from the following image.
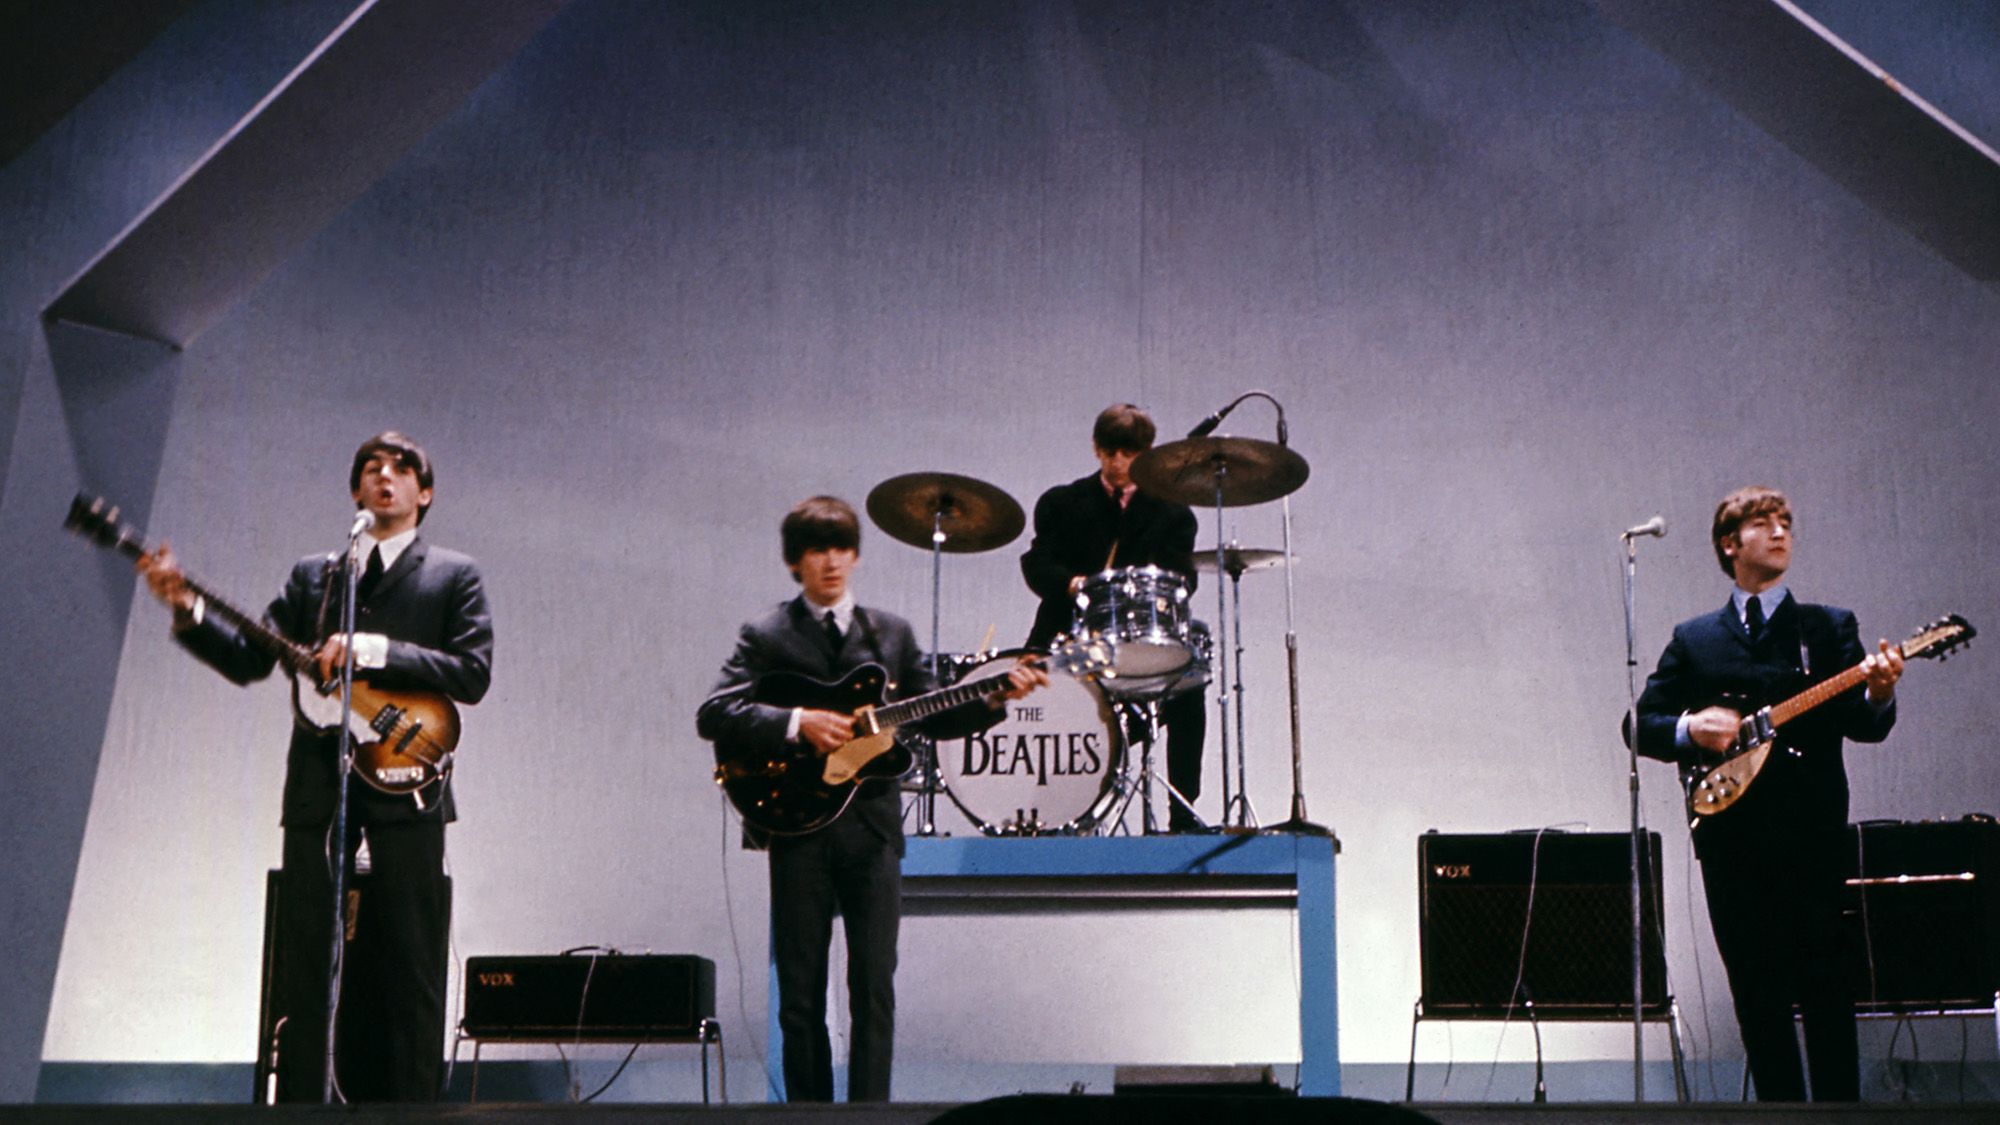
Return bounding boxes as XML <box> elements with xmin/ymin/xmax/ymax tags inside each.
<box><xmin>312</xmin><ymin>553</ymin><xmax>343</xmax><ymax>644</ymax></box>
<box><xmin>852</xmin><ymin>606</ymin><xmax>886</xmax><ymax>674</ymax></box>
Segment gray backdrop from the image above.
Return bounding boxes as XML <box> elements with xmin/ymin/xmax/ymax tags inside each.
<box><xmin>4</xmin><ymin>0</ymin><xmax>1996</xmax><ymax>1103</ymax></box>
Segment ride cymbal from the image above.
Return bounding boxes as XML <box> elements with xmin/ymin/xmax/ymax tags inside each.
<box><xmin>1131</xmin><ymin>436</ymin><xmax>1309</xmax><ymax>507</ymax></box>
<box><xmin>865</xmin><ymin>472</ymin><xmax>1025</xmax><ymax>553</ymax></box>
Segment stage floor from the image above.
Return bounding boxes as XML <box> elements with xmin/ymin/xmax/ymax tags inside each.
<box><xmin>10</xmin><ymin>1101</ymin><xmax>2000</xmax><ymax>1124</ymax></box>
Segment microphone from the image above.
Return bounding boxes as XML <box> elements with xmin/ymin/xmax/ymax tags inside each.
<box><xmin>1620</xmin><ymin>515</ymin><xmax>1667</xmax><ymax>540</ymax></box>
<box><xmin>349</xmin><ymin>510</ymin><xmax>376</xmax><ymax>540</ymax></box>
<box><xmin>1187</xmin><ymin>399</ymin><xmax>1241</xmax><ymax>439</ymax></box>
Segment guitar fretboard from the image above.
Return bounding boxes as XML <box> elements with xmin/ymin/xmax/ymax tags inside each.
<box><xmin>1768</xmin><ymin>635</ymin><xmax>1923</xmax><ymax>728</ymax></box>
<box><xmin>870</xmin><ymin>675</ymin><xmax>1013</xmax><ymax>728</ymax></box>
<box><xmin>75</xmin><ymin>504</ymin><xmax>318</xmax><ymax>677</ymax></box>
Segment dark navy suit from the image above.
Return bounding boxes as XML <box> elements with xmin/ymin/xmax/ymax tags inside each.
<box><xmin>1636</xmin><ymin>593</ymin><xmax>1893</xmax><ymax>1101</ymax></box>
<box><xmin>1022</xmin><ymin>472</ymin><xmax>1205</xmax><ymax>827</ymax></box>
<box><xmin>178</xmin><ymin>536</ymin><xmax>492</xmax><ymax>1102</ymax></box>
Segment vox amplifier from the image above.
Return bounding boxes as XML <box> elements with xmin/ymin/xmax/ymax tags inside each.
<box><xmin>1418</xmin><ymin>830</ymin><xmax>1668</xmax><ymax>1018</ymax></box>
<box><xmin>461</xmin><ymin>953</ymin><xmax>716</xmax><ymax>1041</ymax></box>
<box><xmin>1843</xmin><ymin>817</ymin><xmax>2000</xmax><ymax>1012</ymax></box>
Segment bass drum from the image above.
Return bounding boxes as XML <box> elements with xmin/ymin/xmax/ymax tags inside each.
<box><xmin>937</xmin><ymin>650</ymin><xmax>1125</xmax><ymax>835</ymax></box>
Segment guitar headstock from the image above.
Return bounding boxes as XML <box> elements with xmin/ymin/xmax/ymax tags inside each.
<box><xmin>1047</xmin><ymin>633</ymin><xmax>1116</xmax><ymax>680</ymax></box>
<box><xmin>1905</xmin><ymin>614</ymin><xmax>1975</xmax><ymax>661</ymax></box>
<box><xmin>64</xmin><ymin>493</ymin><xmax>143</xmax><ymax>554</ymax></box>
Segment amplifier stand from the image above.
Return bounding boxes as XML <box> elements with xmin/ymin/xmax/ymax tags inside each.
<box><xmin>449</xmin><ymin>1016</ymin><xmax>725</xmax><ymax>1104</ymax></box>
<box><xmin>1734</xmin><ymin>993</ymin><xmax>2000</xmax><ymax>1100</ymax></box>
<box><xmin>1404</xmin><ymin>997</ymin><xmax>1688</xmax><ymax>1103</ymax></box>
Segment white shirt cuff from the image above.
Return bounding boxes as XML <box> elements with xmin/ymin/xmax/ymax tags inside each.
<box><xmin>786</xmin><ymin>707</ymin><xmax>803</xmax><ymax>743</ymax></box>
<box><xmin>352</xmin><ymin>632</ymin><xmax>389</xmax><ymax>670</ymax></box>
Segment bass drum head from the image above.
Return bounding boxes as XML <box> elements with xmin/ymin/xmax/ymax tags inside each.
<box><xmin>938</xmin><ymin>650</ymin><xmax>1125</xmax><ymax>835</ymax></box>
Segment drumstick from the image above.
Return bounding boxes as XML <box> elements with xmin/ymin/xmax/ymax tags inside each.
<box><xmin>976</xmin><ymin>623</ymin><xmax>996</xmax><ymax>658</ymax></box>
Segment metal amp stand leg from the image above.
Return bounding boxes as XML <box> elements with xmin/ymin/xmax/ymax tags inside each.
<box><xmin>461</xmin><ymin>1024</ymin><xmax>726</xmax><ymax>1105</ymax></box>
<box><xmin>1405</xmin><ymin>999</ymin><xmax>1689</xmax><ymax>1103</ymax></box>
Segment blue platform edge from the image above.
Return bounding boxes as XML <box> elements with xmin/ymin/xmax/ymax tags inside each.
<box><xmin>897</xmin><ymin>834</ymin><xmax>1340</xmax><ymax>1097</ymax></box>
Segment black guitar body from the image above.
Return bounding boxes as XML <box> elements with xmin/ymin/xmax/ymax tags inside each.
<box><xmin>712</xmin><ymin>663</ymin><xmax>915</xmax><ymax>837</ymax></box>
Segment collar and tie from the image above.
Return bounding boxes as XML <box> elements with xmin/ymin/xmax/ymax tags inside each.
<box><xmin>1745</xmin><ymin>594</ymin><xmax>1766</xmax><ymax>642</ymax></box>
<box><xmin>357</xmin><ymin>545</ymin><xmax>385</xmax><ymax>602</ymax></box>
<box><xmin>823</xmin><ymin>610</ymin><xmax>843</xmax><ymax>651</ymax></box>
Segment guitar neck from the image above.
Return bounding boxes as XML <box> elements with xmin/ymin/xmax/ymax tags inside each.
<box><xmin>870</xmin><ymin>675</ymin><xmax>1009</xmax><ymax>728</ymax></box>
<box><xmin>1766</xmin><ymin>641</ymin><xmax>1904</xmax><ymax>728</ymax></box>
<box><xmin>95</xmin><ymin>525</ymin><xmax>318</xmax><ymax>677</ymax></box>
<box><xmin>185</xmin><ymin>576</ymin><xmax>318</xmax><ymax>677</ymax></box>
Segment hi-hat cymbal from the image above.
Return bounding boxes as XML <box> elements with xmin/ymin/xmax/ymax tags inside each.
<box><xmin>1193</xmin><ymin>546</ymin><xmax>1293</xmax><ymax>576</ymax></box>
<box><xmin>1131</xmin><ymin>436</ymin><xmax>1309</xmax><ymax>508</ymax></box>
<box><xmin>866</xmin><ymin>472</ymin><xmax>1025</xmax><ymax>553</ymax></box>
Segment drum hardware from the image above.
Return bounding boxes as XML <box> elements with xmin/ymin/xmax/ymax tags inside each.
<box><xmin>1208</xmin><ymin>536</ymin><xmax>1272</xmax><ymax>808</ymax></box>
<box><xmin>865</xmin><ymin>472</ymin><xmax>1026</xmax><ymax>837</ymax></box>
<box><xmin>1203</xmin><ymin>541</ymin><xmax>1289</xmax><ymax>821</ymax></box>
<box><xmin>1164</xmin><ymin>619</ymin><xmax>1213</xmax><ymax>700</ymax></box>
<box><xmin>1100</xmin><ymin>698</ymin><xmax>1204</xmax><ymax>835</ymax></box>
<box><xmin>1134</xmin><ymin>393</ymin><xmax>1330</xmax><ymax>838</ymax></box>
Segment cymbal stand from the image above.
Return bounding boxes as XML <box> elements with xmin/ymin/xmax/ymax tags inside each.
<box><xmin>1221</xmin><ymin>544</ymin><xmax>1257</xmax><ymax>827</ymax></box>
<box><xmin>1206</xmin><ymin>460</ymin><xmax>1239</xmax><ymax>828</ymax></box>
<box><xmin>915</xmin><ymin>508</ymin><xmax>946</xmax><ymax>836</ymax></box>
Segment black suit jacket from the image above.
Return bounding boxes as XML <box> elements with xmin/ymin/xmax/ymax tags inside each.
<box><xmin>697</xmin><ymin>595</ymin><xmax>999</xmax><ymax>853</ymax></box>
<box><xmin>1635</xmin><ymin>593</ymin><xmax>1894</xmax><ymax>855</ymax></box>
<box><xmin>177</xmin><ymin>535</ymin><xmax>494</xmax><ymax>826</ymax></box>
<box><xmin>1020</xmin><ymin>473</ymin><xmax>1199</xmax><ymax>650</ymax></box>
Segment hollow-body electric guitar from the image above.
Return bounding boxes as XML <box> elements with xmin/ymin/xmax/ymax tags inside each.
<box><xmin>712</xmin><ymin>639</ymin><xmax>1110</xmax><ymax>836</ymax></box>
<box><xmin>1686</xmin><ymin>613</ymin><xmax>1974</xmax><ymax>818</ymax></box>
<box><xmin>65</xmin><ymin>494</ymin><xmax>459</xmax><ymax>804</ymax></box>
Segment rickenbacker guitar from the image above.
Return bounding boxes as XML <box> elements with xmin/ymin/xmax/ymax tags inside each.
<box><xmin>712</xmin><ymin>639</ymin><xmax>1111</xmax><ymax>836</ymax></box>
<box><xmin>1685</xmin><ymin>613</ymin><xmax>1975</xmax><ymax>819</ymax></box>
<box><xmin>65</xmin><ymin>494</ymin><xmax>459</xmax><ymax>805</ymax></box>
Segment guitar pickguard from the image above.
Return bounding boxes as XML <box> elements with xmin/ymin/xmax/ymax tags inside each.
<box><xmin>1687</xmin><ymin>742</ymin><xmax>1771</xmax><ymax>818</ymax></box>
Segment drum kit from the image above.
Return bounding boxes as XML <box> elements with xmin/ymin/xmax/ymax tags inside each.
<box><xmin>863</xmin><ymin>404</ymin><xmax>1329</xmax><ymax>839</ymax></box>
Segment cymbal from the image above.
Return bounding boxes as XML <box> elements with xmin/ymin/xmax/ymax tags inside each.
<box><xmin>1193</xmin><ymin>546</ymin><xmax>1293</xmax><ymax>576</ymax></box>
<box><xmin>866</xmin><ymin>472</ymin><xmax>1025</xmax><ymax>554</ymax></box>
<box><xmin>1131</xmin><ymin>436</ymin><xmax>1309</xmax><ymax>508</ymax></box>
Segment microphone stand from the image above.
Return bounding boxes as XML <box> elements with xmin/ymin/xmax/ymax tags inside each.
<box><xmin>1620</xmin><ymin>528</ymin><xmax>1651</xmax><ymax>1101</ymax></box>
<box><xmin>1254</xmin><ymin>394</ymin><xmax>1328</xmax><ymax>839</ymax></box>
<box><xmin>322</xmin><ymin>525</ymin><xmax>367</xmax><ymax>1102</ymax></box>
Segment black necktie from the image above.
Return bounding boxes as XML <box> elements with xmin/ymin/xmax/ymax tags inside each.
<box><xmin>824</xmin><ymin>610</ymin><xmax>842</xmax><ymax>651</ymax></box>
<box><xmin>1745</xmin><ymin>595</ymin><xmax>1765</xmax><ymax>643</ymax></box>
<box><xmin>357</xmin><ymin>546</ymin><xmax>384</xmax><ymax>602</ymax></box>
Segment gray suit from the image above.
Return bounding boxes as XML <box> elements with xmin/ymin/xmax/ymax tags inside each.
<box><xmin>698</xmin><ymin>595</ymin><xmax>990</xmax><ymax>1102</ymax></box>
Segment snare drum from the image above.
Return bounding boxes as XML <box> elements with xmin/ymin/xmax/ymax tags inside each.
<box><xmin>1073</xmin><ymin>565</ymin><xmax>1192</xmax><ymax>690</ymax></box>
<box><xmin>938</xmin><ymin>650</ymin><xmax>1125</xmax><ymax>835</ymax></box>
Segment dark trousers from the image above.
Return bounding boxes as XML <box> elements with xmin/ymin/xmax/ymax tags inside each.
<box><xmin>1700</xmin><ymin>826</ymin><xmax>1858</xmax><ymax>1101</ymax></box>
<box><xmin>768</xmin><ymin>810</ymin><xmax>901</xmax><ymax>1102</ymax></box>
<box><xmin>275</xmin><ymin>818</ymin><xmax>449</xmax><ymax>1103</ymax></box>
<box><xmin>1161</xmin><ymin>687</ymin><xmax>1207</xmax><ymax>828</ymax></box>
